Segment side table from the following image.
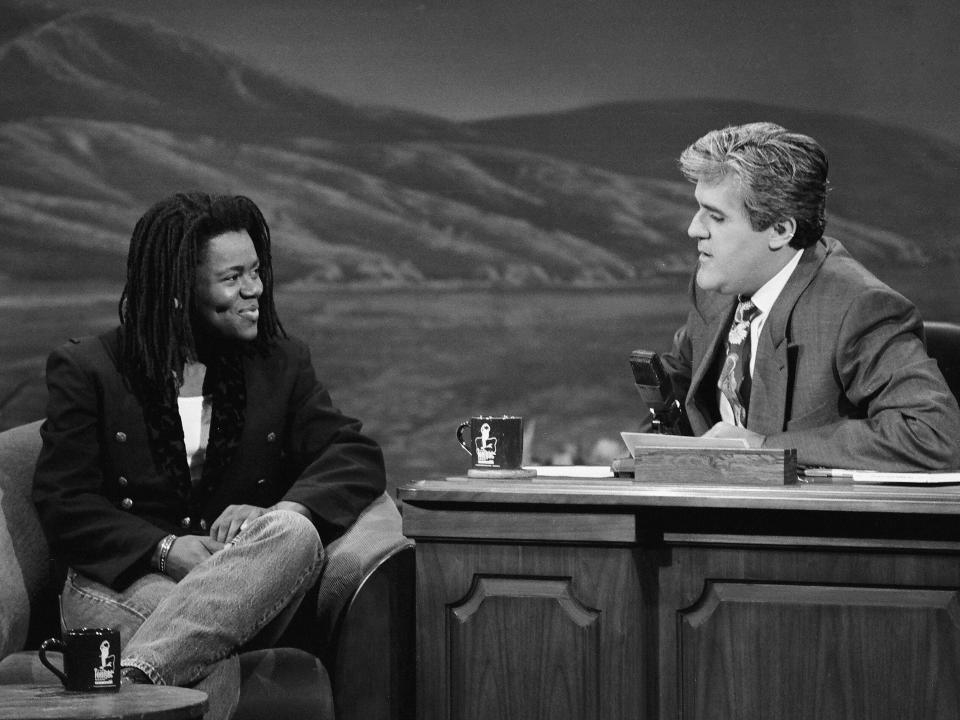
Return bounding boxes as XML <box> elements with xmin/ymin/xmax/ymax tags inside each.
<box><xmin>0</xmin><ymin>684</ymin><xmax>207</xmax><ymax>720</ymax></box>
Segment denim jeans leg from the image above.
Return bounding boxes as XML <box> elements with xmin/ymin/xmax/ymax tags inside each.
<box><xmin>61</xmin><ymin>566</ymin><xmax>176</xmax><ymax>644</ymax></box>
<box><xmin>60</xmin><ymin>567</ymin><xmax>242</xmax><ymax>720</ymax></box>
<box><xmin>121</xmin><ymin>509</ymin><xmax>324</xmax><ymax>687</ymax></box>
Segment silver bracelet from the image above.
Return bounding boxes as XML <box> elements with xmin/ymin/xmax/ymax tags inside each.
<box><xmin>157</xmin><ymin>534</ymin><xmax>177</xmax><ymax>575</ymax></box>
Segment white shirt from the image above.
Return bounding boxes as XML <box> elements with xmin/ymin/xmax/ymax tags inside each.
<box><xmin>177</xmin><ymin>394</ymin><xmax>212</xmax><ymax>483</ymax></box>
<box><xmin>719</xmin><ymin>249</ymin><xmax>803</xmax><ymax>425</ymax></box>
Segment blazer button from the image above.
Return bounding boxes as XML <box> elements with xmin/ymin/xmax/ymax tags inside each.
<box><xmin>181</xmin><ymin>516</ymin><xmax>191</xmax><ymax>528</ymax></box>
<box><xmin>257</xmin><ymin>478</ymin><xmax>266</xmax><ymax>485</ymax></box>
<box><xmin>266</xmin><ymin>432</ymin><xmax>277</xmax><ymax>443</ymax></box>
<box><xmin>118</xmin><ymin>476</ymin><xmax>129</xmax><ymax>487</ymax></box>
<box><xmin>115</xmin><ymin>432</ymin><xmax>127</xmax><ymax>443</ymax></box>
<box><xmin>199</xmin><ymin>519</ymin><xmax>208</xmax><ymax>531</ymax></box>
<box><xmin>120</xmin><ymin>498</ymin><xmax>133</xmax><ymax>510</ymax></box>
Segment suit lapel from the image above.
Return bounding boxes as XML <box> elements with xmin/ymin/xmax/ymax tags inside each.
<box><xmin>687</xmin><ymin>290</ymin><xmax>736</xmax><ymax>434</ymax></box>
<box><xmin>747</xmin><ymin>239</ymin><xmax>829</xmax><ymax>434</ymax></box>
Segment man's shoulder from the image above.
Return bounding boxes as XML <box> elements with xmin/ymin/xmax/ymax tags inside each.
<box><xmin>798</xmin><ymin>237</ymin><xmax>917</xmax><ymax>327</ymax></box>
<box><xmin>808</xmin><ymin>237</ymin><xmax>899</xmax><ymax>297</ymax></box>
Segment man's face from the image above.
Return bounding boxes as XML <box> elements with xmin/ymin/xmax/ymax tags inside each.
<box><xmin>194</xmin><ymin>230</ymin><xmax>262</xmax><ymax>342</ymax></box>
<box><xmin>687</xmin><ymin>175</ymin><xmax>778</xmax><ymax>297</ymax></box>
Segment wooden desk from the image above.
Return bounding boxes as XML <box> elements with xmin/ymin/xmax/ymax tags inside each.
<box><xmin>400</xmin><ymin>476</ymin><xmax>960</xmax><ymax>720</ymax></box>
<box><xmin>0</xmin><ymin>684</ymin><xmax>207</xmax><ymax>720</ymax></box>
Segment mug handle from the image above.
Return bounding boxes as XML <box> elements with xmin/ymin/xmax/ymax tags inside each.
<box><xmin>456</xmin><ymin>421</ymin><xmax>472</xmax><ymax>455</ymax></box>
<box><xmin>38</xmin><ymin>638</ymin><xmax>69</xmax><ymax>687</ymax></box>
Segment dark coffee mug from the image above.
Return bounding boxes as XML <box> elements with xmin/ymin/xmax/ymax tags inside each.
<box><xmin>457</xmin><ymin>416</ymin><xmax>524</xmax><ymax>470</ymax></box>
<box><xmin>39</xmin><ymin>627</ymin><xmax>121</xmax><ymax>691</ymax></box>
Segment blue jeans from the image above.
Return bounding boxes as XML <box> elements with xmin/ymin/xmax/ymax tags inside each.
<box><xmin>60</xmin><ymin>510</ymin><xmax>324</xmax><ymax>720</ymax></box>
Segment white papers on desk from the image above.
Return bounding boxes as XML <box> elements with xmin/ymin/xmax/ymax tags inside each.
<box><xmin>526</xmin><ymin>465</ymin><xmax>614</xmax><ymax>478</ymax></box>
<box><xmin>620</xmin><ymin>432</ymin><xmax>749</xmax><ymax>457</ymax></box>
<box><xmin>802</xmin><ymin>468</ymin><xmax>960</xmax><ymax>485</ymax></box>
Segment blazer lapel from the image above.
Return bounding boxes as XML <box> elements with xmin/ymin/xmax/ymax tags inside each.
<box><xmin>99</xmin><ymin>329</ymin><xmax>192</xmax><ymax>498</ymax></box>
<box><xmin>200</xmin><ymin>352</ymin><xmax>246</xmax><ymax>493</ymax></box>
<box><xmin>748</xmin><ymin>240</ymin><xmax>829</xmax><ymax>434</ymax></box>
<box><xmin>687</xmin><ymin>291</ymin><xmax>736</xmax><ymax>434</ymax></box>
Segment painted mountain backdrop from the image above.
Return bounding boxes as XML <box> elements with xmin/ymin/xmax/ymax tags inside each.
<box><xmin>3</xmin><ymin>5</ymin><xmax>960</xmax><ymax>483</ymax></box>
<box><xmin>2</xmin><ymin>6</ymin><xmax>958</xmax><ymax>292</ymax></box>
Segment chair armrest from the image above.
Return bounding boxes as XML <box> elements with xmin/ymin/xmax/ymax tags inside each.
<box><xmin>332</xmin><ymin>545</ymin><xmax>415</xmax><ymax>720</ymax></box>
<box><xmin>311</xmin><ymin>491</ymin><xmax>415</xmax><ymax>720</ymax></box>
<box><xmin>314</xmin><ymin>492</ymin><xmax>413</xmax><ymax>642</ymax></box>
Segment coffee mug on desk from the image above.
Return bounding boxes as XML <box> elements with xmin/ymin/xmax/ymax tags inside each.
<box><xmin>457</xmin><ymin>416</ymin><xmax>524</xmax><ymax>470</ymax></box>
<box><xmin>39</xmin><ymin>627</ymin><xmax>121</xmax><ymax>691</ymax></box>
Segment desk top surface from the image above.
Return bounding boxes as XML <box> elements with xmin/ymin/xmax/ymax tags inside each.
<box><xmin>398</xmin><ymin>475</ymin><xmax>960</xmax><ymax>515</ymax></box>
<box><xmin>0</xmin><ymin>684</ymin><xmax>207</xmax><ymax>720</ymax></box>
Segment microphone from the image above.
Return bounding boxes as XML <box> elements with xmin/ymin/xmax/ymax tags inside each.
<box><xmin>629</xmin><ymin>350</ymin><xmax>682</xmax><ymax>434</ymax></box>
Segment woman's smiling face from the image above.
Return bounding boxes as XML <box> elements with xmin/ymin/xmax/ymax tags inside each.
<box><xmin>193</xmin><ymin>230</ymin><xmax>262</xmax><ymax>342</ymax></box>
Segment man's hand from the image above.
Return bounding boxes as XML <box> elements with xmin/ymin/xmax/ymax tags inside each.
<box><xmin>164</xmin><ymin>535</ymin><xmax>224</xmax><ymax>581</ymax></box>
<box><xmin>702</xmin><ymin>421</ymin><xmax>766</xmax><ymax>448</ymax></box>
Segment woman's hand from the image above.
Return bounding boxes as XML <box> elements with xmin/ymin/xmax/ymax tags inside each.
<box><xmin>164</xmin><ymin>535</ymin><xmax>225</xmax><ymax>580</ymax></box>
<box><xmin>210</xmin><ymin>501</ymin><xmax>313</xmax><ymax>544</ymax></box>
<box><xmin>209</xmin><ymin>504</ymin><xmax>268</xmax><ymax>543</ymax></box>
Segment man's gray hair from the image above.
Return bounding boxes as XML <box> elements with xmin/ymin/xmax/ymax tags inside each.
<box><xmin>679</xmin><ymin>122</ymin><xmax>828</xmax><ymax>249</ymax></box>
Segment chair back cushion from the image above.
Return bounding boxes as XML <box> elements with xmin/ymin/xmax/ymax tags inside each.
<box><xmin>925</xmin><ymin>321</ymin><xmax>960</xmax><ymax>404</ymax></box>
<box><xmin>0</xmin><ymin>420</ymin><xmax>48</xmax><ymax>659</ymax></box>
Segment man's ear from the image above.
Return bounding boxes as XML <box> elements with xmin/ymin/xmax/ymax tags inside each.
<box><xmin>768</xmin><ymin>217</ymin><xmax>797</xmax><ymax>250</ymax></box>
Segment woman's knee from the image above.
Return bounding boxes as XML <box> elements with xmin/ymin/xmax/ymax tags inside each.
<box><xmin>254</xmin><ymin>510</ymin><xmax>324</xmax><ymax>569</ymax></box>
<box><xmin>61</xmin><ymin>569</ymin><xmax>176</xmax><ymax>647</ymax></box>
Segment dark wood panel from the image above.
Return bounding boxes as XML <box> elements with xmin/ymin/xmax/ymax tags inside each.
<box><xmin>678</xmin><ymin>582</ymin><xmax>960</xmax><ymax>720</ymax></box>
<box><xmin>449</xmin><ymin>577</ymin><xmax>601</xmax><ymax>720</ymax></box>
<box><xmin>662</xmin><ymin>532</ymin><xmax>960</xmax><ymax>552</ymax></box>
<box><xmin>400</xmin><ymin>479</ymin><xmax>960</xmax><ymax>515</ymax></box>
<box><xmin>658</xmin><ymin>544</ymin><xmax>960</xmax><ymax>720</ymax></box>
<box><xmin>402</xmin><ymin>506</ymin><xmax>636</xmax><ymax>543</ymax></box>
<box><xmin>414</xmin><ymin>542</ymin><xmax>646</xmax><ymax>720</ymax></box>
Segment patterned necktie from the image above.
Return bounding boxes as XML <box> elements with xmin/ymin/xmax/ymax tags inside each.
<box><xmin>718</xmin><ymin>298</ymin><xmax>760</xmax><ymax>427</ymax></box>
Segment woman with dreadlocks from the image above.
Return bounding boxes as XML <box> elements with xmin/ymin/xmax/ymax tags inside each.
<box><xmin>32</xmin><ymin>193</ymin><xmax>385</xmax><ymax>719</ymax></box>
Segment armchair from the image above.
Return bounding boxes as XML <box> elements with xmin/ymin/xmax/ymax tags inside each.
<box><xmin>0</xmin><ymin>420</ymin><xmax>415</xmax><ymax>720</ymax></box>
<box><xmin>924</xmin><ymin>320</ymin><xmax>960</xmax><ymax>404</ymax></box>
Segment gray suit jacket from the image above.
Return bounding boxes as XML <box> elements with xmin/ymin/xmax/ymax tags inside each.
<box><xmin>661</xmin><ymin>237</ymin><xmax>960</xmax><ymax>470</ymax></box>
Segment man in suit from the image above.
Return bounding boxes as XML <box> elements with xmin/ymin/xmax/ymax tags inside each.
<box><xmin>660</xmin><ymin>122</ymin><xmax>960</xmax><ymax>471</ymax></box>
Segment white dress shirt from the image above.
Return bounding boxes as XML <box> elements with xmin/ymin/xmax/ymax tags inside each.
<box><xmin>719</xmin><ymin>249</ymin><xmax>803</xmax><ymax>425</ymax></box>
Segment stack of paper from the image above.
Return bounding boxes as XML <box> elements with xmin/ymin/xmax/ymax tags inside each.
<box><xmin>802</xmin><ymin>468</ymin><xmax>960</xmax><ymax>485</ymax></box>
<box><xmin>620</xmin><ymin>431</ymin><xmax>749</xmax><ymax>456</ymax></box>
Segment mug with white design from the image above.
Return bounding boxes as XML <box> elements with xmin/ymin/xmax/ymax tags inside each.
<box><xmin>456</xmin><ymin>416</ymin><xmax>524</xmax><ymax>470</ymax></box>
<box><xmin>39</xmin><ymin>626</ymin><xmax>121</xmax><ymax>691</ymax></box>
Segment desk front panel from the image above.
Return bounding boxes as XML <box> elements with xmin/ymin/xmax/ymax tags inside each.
<box><xmin>415</xmin><ymin>541</ymin><xmax>645</xmax><ymax>720</ymax></box>
<box><xmin>402</xmin><ymin>481</ymin><xmax>960</xmax><ymax>720</ymax></box>
<box><xmin>659</xmin><ymin>537</ymin><xmax>960</xmax><ymax>720</ymax></box>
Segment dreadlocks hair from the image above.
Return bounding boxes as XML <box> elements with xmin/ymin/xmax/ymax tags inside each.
<box><xmin>118</xmin><ymin>192</ymin><xmax>285</xmax><ymax>403</ymax></box>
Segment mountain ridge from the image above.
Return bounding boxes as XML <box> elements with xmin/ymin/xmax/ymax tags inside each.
<box><xmin>0</xmin><ymin>8</ymin><xmax>950</xmax><ymax>288</ymax></box>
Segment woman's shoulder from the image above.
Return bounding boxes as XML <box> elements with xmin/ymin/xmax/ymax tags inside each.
<box><xmin>245</xmin><ymin>334</ymin><xmax>313</xmax><ymax>376</ymax></box>
<box><xmin>263</xmin><ymin>334</ymin><xmax>310</xmax><ymax>359</ymax></box>
<box><xmin>47</xmin><ymin>328</ymin><xmax>121</xmax><ymax>368</ymax></box>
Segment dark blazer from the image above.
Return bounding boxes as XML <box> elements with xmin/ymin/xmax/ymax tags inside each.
<box><xmin>33</xmin><ymin>328</ymin><xmax>386</xmax><ymax>590</ymax></box>
<box><xmin>661</xmin><ymin>237</ymin><xmax>960</xmax><ymax>471</ymax></box>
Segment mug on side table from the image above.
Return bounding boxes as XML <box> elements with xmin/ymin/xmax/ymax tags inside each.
<box><xmin>38</xmin><ymin>627</ymin><xmax>121</xmax><ymax>691</ymax></box>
